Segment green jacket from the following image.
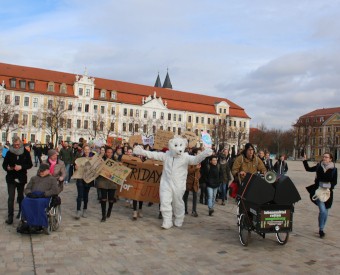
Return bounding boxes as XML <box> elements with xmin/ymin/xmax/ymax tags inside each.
<box><xmin>58</xmin><ymin>147</ymin><xmax>74</xmax><ymax>165</ymax></box>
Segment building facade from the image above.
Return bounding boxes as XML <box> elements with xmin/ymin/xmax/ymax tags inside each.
<box><xmin>0</xmin><ymin>63</ymin><xmax>250</xmax><ymax>149</ymax></box>
<box><xmin>294</xmin><ymin>107</ymin><xmax>340</xmax><ymax>161</ymax></box>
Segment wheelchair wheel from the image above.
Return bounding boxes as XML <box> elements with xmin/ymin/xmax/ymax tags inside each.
<box><xmin>52</xmin><ymin>205</ymin><xmax>61</xmax><ymax>231</ymax></box>
<box><xmin>238</xmin><ymin>213</ymin><xmax>251</xmax><ymax>246</ymax></box>
<box><xmin>44</xmin><ymin>214</ymin><xmax>53</xmax><ymax>235</ymax></box>
<box><xmin>276</xmin><ymin>232</ymin><xmax>289</xmax><ymax>245</ymax></box>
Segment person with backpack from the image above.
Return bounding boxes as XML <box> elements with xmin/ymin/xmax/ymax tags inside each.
<box><xmin>302</xmin><ymin>152</ymin><xmax>337</xmax><ymax>238</ymax></box>
<box><xmin>202</xmin><ymin>155</ymin><xmax>223</xmax><ymax>216</ymax></box>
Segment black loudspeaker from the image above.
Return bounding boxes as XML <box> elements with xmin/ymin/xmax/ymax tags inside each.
<box><xmin>237</xmin><ymin>173</ymin><xmax>275</xmax><ymax>205</ymax></box>
<box><xmin>272</xmin><ymin>175</ymin><xmax>301</xmax><ymax>205</ymax></box>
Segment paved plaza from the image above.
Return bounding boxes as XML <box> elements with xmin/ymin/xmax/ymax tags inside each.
<box><xmin>0</xmin><ymin>159</ymin><xmax>339</xmax><ymax>274</ymax></box>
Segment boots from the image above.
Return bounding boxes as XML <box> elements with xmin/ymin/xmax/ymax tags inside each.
<box><xmin>138</xmin><ymin>209</ymin><xmax>143</xmax><ymax>218</ymax></box>
<box><xmin>82</xmin><ymin>209</ymin><xmax>87</xmax><ymax>218</ymax></box>
<box><xmin>16</xmin><ymin>208</ymin><xmax>21</xmax><ymax>219</ymax></box>
<box><xmin>133</xmin><ymin>211</ymin><xmax>137</xmax><ymax>220</ymax></box>
<box><xmin>101</xmin><ymin>201</ymin><xmax>107</xmax><ymax>222</ymax></box>
<box><xmin>5</xmin><ymin>216</ymin><xmax>13</xmax><ymax>225</ymax></box>
<box><xmin>106</xmin><ymin>202</ymin><xmax>113</xmax><ymax>218</ymax></box>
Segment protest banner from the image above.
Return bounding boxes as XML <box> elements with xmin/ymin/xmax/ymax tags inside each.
<box><xmin>122</xmin><ymin>155</ymin><xmax>142</xmax><ymax>162</ymax></box>
<box><xmin>73</xmin><ymin>157</ymin><xmax>90</xmax><ymax>179</ymax></box>
<box><xmin>83</xmin><ymin>155</ymin><xmax>105</xmax><ymax>183</ymax></box>
<box><xmin>108</xmin><ymin>137</ymin><xmax>122</xmax><ymax>149</ymax></box>
<box><xmin>99</xmin><ymin>158</ymin><xmax>132</xmax><ymax>185</ymax></box>
<box><xmin>94</xmin><ymin>139</ymin><xmax>105</xmax><ymax>148</ymax></box>
<box><xmin>143</xmin><ymin>159</ymin><xmax>163</xmax><ymax>166</ymax></box>
<box><xmin>201</xmin><ymin>131</ymin><xmax>212</xmax><ymax>148</ymax></box>
<box><xmin>129</xmin><ymin>135</ymin><xmax>143</xmax><ymax>145</ymax></box>
<box><xmin>142</xmin><ymin>135</ymin><xmax>154</xmax><ymax>147</ymax></box>
<box><xmin>181</xmin><ymin>131</ymin><xmax>198</xmax><ymax>147</ymax></box>
<box><xmin>117</xmin><ymin>159</ymin><xmax>162</xmax><ymax>203</ymax></box>
<box><xmin>153</xmin><ymin>130</ymin><xmax>174</xmax><ymax>150</ymax></box>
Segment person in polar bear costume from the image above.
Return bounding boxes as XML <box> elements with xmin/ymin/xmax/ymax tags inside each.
<box><xmin>133</xmin><ymin>138</ymin><xmax>212</xmax><ymax>229</ymax></box>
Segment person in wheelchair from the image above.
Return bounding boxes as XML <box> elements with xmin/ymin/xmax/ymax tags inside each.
<box><xmin>17</xmin><ymin>164</ymin><xmax>59</xmax><ymax>233</ymax></box>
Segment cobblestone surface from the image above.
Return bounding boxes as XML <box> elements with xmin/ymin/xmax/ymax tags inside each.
<box><xmin>1</xmin><ymin>159</ymin><xmax>339</xmax><ymax>274</ymax></box>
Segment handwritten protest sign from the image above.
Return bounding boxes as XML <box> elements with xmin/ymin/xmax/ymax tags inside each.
<box><xmin>83</xmin><ymin>155</ymin><xmax>105</xmax><ymax>183</ymax></box>
<box><xmin>73</xmin><ymin>157</ymin><xmax>90</xmax><ymax>179</ymax></box>
<box><xmin>143</xmin><ymin>159</ymin><xmax>163</xmax><ymax>166</ymax></box>
<box><xmin>107</xmin><ymin>137</ymin><xmax>122</xmax><ymax>149</ymax></box>
<box><xmin>181</xmin><ymin>131</ymin><xmax>198</xmax><ymax>147</ymax></box>
<box><xmin>117</xmin><ymin>160</ymin><xmax>162</xmax><ymax>203</ymax></box>
<box><xmin>153</xmin><ymin>130</ymin><xmax>174</xmax><ymax>150</ymax></box>
<box><xmin>94</xmin><ymin>139</ymin><xmax>105</xmax><ymax>148</ymax></box>
<box><xmin>99</xmin><ymin>158</ymin><xmax>132</xmax><ymax>185</ymax></box>
<box><xmin>122</xmin><ymin>155</ymin><xmax>142</xmax><ymax>162</ymax></box>
<box><xmin>129</xmin><ymin>135</ymin><xmax>143</xmax><ymax>145</ymax></box>
<box><xmin>142</xmin><ymin>135</ymin><xmax>154</xmax><ymax>147</ymax></box>
<box><xmin>201</xmin><ymin>131</ymin><xmax>212</xmax><ymax>148</ymax></box>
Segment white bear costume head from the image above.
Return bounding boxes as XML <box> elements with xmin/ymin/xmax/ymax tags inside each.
<box><xmin>168</xmin><ymin>138</ymin><xmax>187</xmax><ymax>158</ymax></box>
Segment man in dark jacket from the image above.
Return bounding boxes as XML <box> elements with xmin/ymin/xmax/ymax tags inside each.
<box><xmin>264</xmin><ymin>152</ymin><xmax>273</xmax><ymax>171</ymax></box>
<box><xmin>58</xmin><ymin>141</ymin><xmax>74</xmax><ymax>184</ymax></box>
<box><xmin>274</xmin><ymin>155</ymin><xmax>288</xmax><ymax>175</ymax></box>
<box><xmin>32</xmin><ymin>141</ymin><xmax>43</xmax><ymax>167</ymax></box>
<box><xmin>203</xmin><ymin>155</ymin><xmax>223</xmax><ymax>216</ymax></box>
<box><xmin>2</xmin><ymin>137</ymin><xmax>33</xmax><ymax>224</ymax></box>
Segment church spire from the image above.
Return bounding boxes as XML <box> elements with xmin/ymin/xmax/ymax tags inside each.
<box><xmin>162</xmin><ymin>68</ymin><xmax>172</xmax><ymax>89</ymax></box>
<box><xmin>154</xmin><ymin>72</ymin><xmax>162</xmax><ymax>88</ymax></box>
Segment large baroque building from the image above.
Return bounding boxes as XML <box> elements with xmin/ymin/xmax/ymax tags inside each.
<box><xmin>0</xmin><ymin>62</ymin><xmax>250</xmax><ymax>149</ymax></box>
<box><xmin>294</xmin><ymin>107</ymin><xmax>340</xmax><ymax>161</ymax></box>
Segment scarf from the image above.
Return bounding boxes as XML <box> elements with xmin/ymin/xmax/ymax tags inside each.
<box><xmin>9</xmin><ymin>145</ymin><xmax>24</xmax><ymax>156</ymax></box>
<box><xmin>49</xmin><ymin>159</ymin><xmax>57</xmax><ymax>175</ymax></box>
<box><xmin>321</xmin><ymin>161</ymin><xmax>334</xmax><ymax>173</ymax></box>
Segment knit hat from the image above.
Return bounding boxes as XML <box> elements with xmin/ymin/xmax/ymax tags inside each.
<box><xmin>48</xmin><ymin>149</ymin><xmax>57</xmax><ymax>158</ymax></box>
<box><xmin>244</xmin><ymin>143</ymin><xmax>255</xmax><ymax>151</ymax></box>
<box><xmin>161</xmin><ymin>147</ymin><xmax>169</xmax><ymax>153</ymax></box>
<box><xmin>38</xmin><ymin>164</ymin><xmax>50</xmax><ymax>172</ymax></box>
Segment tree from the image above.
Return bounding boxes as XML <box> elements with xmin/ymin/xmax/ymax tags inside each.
<box><xmin>211</xmin><ymin>118</ymin><xmax>229</xmax><ymax>149</ymax></box>
<box><xmin>0</xmin><ymin>100</ymin><xmax>24</xmax><ymax>142</ymax></box>
<box><xmin>325</xmin><ymin>126</ymin><xmax>339</xmax><ymax>159</ymax></box>
<box><xmin>293</xmin><ymin>118</ymin><xmax>318</xmax><ymax>158</ymax></box>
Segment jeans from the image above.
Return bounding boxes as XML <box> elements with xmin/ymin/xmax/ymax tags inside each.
<box><xmin>34</xmin><ymin>155</ymin><xmax>41</xmax><ymax>166</ymax></box>
<box><xmin>207</xmin><ymin>187</ymin><xmax>218</xmax><ymax>209</ymax></box>
<box><xmin>7</xmin><ymin>179</ymin><xmax>25</xmax><ymax>217</ymax></box>
<box><xmin>65</xmin><ymin>164</ymin><xmax>71</xmax><ymax>182</ymax></box>
<box><xmin>183</xmin><ymin>191</ymin><xmax>197</xmax><ymax>213</ymax></box>
<box><xmin>77</xmin><ymin>185</ymin><xmax>91</xmax><ymax>211</ymax></box>
<box><xmin>219</xmin><ymin>180</ymin><xmax>229</xmax><ymax>201</ymax></box>
<box><xmin>316</xmin><ymin>199</ymin><xmax>328</xmax><ymax>231</ymax></box>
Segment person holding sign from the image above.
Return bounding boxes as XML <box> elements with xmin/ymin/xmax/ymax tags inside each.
<box><xmin>74</xmin><ymin>145</ymin><xmax>94</xmax><ymax>219</ymax></box>
<box><xmin>133</xmin><ymin>138</ymin><xmax>212</xmax><ymax>229</ymax></box>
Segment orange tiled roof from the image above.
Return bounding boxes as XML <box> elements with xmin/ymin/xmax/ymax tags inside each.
<box><xmin>294</xmin><ymin>107</ymin><xmax>340</xmax><ymax>126</ymax></box>
<box><xmin>0</xmin><ymin>62</ymin><xmax>250</xmax><ymax>118</ymax></box>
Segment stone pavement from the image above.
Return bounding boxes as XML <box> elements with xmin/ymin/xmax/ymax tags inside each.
<box><xmin>1</xmin><ymin>159</ymin><xmax>340</xmax><ymax>275</ymax></box>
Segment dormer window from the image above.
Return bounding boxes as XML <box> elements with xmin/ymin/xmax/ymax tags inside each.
<box><xmin>19</xmin><ymin>80</ymin><xmax>26</xmax><ymax>89</ymax></box>
<box><xmin>47</xmin><ymin>81</ymin><xmax>55</xmax><ymax>92</ymax></box>
<box><xmin>100</xmin><ymin>89</ymin><xmax>106</xmax><ymax>98</ymax></box>
<box><xmin>10</xmin><ymin>78</ymin><xmax>16</xmax><ymax>88</ymax></box>
<box><xmin>111</xmin><ymin>91</ymin><xmax>117</xmax><ymax>100</ymax></box>
<box><xmin>320</xmin><ymin>117</ymin><xmax>324</xmax><ymax>122</ymax></box>
<box><xmin>60</xmin><ymin>83</ymin><xmax>67</xmax><ymax>93</ymax></box>
<box><xmin>28</xmin><ymin>81</ymin><xmax>35</xmax><ymax>90</ymax></box>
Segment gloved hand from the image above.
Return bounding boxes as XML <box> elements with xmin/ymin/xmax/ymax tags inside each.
<box><xmin>26</xmin><ymin>193</ymin><xmax>36</xmax><ymax>198</ymax></box>
<box><xmin>36</xmin><ymin>193</ymin><xmax>45</xmax><ymax>198</ymax></box>
<box><xmin>133</xmin><ymin>145</ymin><xmax>145</xmax><ymax>156</ymax></box>
<box><xmin>202</xmin><ymin>148</ymin><xmax>213</xmax><ymax>157</ymax></box>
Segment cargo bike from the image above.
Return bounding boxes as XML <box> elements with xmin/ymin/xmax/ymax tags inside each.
<box><xmin>236</xmin><ymin>172</ymin><xmax>301</xmax><ymax>246</ymax></box>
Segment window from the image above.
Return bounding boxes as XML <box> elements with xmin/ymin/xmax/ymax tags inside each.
<box><xmin>233</xmin><ymin>132</ymin><xmax>236</xmax><ymax>139</ymax></box>
<box><xmin>123</xmin><ymin>108</ymin><xmax>127</xmax><ymax>116</ymax></box>
<box><xmin>208</xmin><ymin>118</ymin><xmax>211</xmax><ymax>124</ymax></box>
<box><xmin>130</xmin><ymin>109</ymin><xmax>133</xmax><ymax>116</ymax></box>
<box><xmin>213</xmin><ymin>118</ymin><xmax>216</xmax><ymax>125</ymax></box>
<box><xmin>319</xmin><ymin>136</ymin><xmax>322</xmax><ymax>145</ymax></box>
<box><xmin>101</xmin><ymin>91</ymin><xmax>106</xmax><ymax>98</ymax></box>
<box><xmin>46</xmin><ymin>117</ymin><xmax>51</xmax><ymax>127</ymax></box>
<box><xmin>111</xmin><ymin>107</ymin><xmax>116</xmax><ymax>115</ymax></box>
<box><xmin>31</xmin><ymin>115</ymin><xmax>37</xmax><ymax>127</ymax></box>
<box><xmin>23</xmin><ymin>97</ymin><xmax>29</xmax><ymax>107</ymax></box>
<box><xmin>100</xmin><ymin>122</ymin><xmax>104</xmax><ymax>131</ymax></box>
<box><xmin>320</xmin><ymin>117</ymin><xmax>324</xmax><ymax>122</ymax></box>
<box><xmin>10</xmin><ymin>78</ymin><xmax>16</xmax><ymax>88</ymax></box>
<box><xmin>101</xmin><ymin>106</ymin><xmax>105</xmax><ymax>114</ymax></box>
<box><xmin>79</xmin><ymin>88</ymin><xmax>83</xmax><ymax>96</ymax></box>
<box><xmin>327</xmin><ymin>127</ymin><xmax>331</xmax><ymax>133</ymax></box>
<box><xmin>123</xmin><ymin>123</ymin><xmax>127</xmax><ymax>132</ymax></box>
<box><xmin>111</xmin><ymin>92</ymin><xmax>116</xmax><ymax>100</ymax></box>
<box><xmin>136</xmin><ymin>110</ymin><xmax>139</xmax><ymax>117</ymax></box>
<box><xmin>327</xmin><ymin>137</ymin><xmax>331</xmax><ymax>145</ymax></box>
<box><xmin>68</xmin><ymin>102</ymin><xmax>73</xmax><ymax>110</ymax></box>
<box><xmin>77</xmin><ymin>103</ymin><xmax>82</xmax><ymax>112</ymax></box>
<box><xmin>336</xmin><ymin>127</ymin><xmax>339</xmax><ymax>132</ymax></box>
<box><xmin>188</xmin><ymin>116</ymin><xmax>192</xmax><ymax>123</ymax></box>
<box><xmin>33</xmin><ymin>98</ymin><xmax>38</xmax><ymax>107</ymax></box>
<box><xmin>201</xmin><ymin>117</ymin><xmax>204</xmax><ymax>124</ymax></box>
<box><xmin>60</xmin><ymin>118</ymin><xmax>65</xmax><ymax>128</ymax></box>
<box><xmin>60</xmin><ymin>86</ymin><xmax>66</xmax><ymax>93</ymax></box>
<box><xmin>144</xmin><ymin>125</ymin><xmax>147</xmax><ymax>133</ymax></box>
<box><xmin>77</xmin><ymin>120</ymin><xmax>81</xmax><ymax>129</ymax></box>
<box><xmin>336</xmin><ymin>136</ymin><xmax>339</xmax><ymax>145</ymax></box>
<box><xmin>318</xmin><ymin>148</ymin><xmax>322</xmax><ymax>156</ymax></box>
<box><xmin>94</xmin><ymin>105</ymin><xmax>98</xmax><ymax>113</ymax></box>
<box><xmin>45</xmin><ymin>135</ymin><xmax>50</xmax><ymax>143</ymax></box>
<box><xmin>173</xmin><ymin>114</ymin><xmax>176</xmax><ymax>121</ymax></box>
<box><xmin>84</xmin><ymin>120</ymin><xmax>88</xmax><ymax>129</ymax></box>
<box><xmin>244</xmin><ymin>122</ymin><xmax>246</xmax><ymax>128</ymax></box>
<box><xmin>13</xmin><ymin>114</ymin><xmax>19</xmax><ymax>124</ymax></box>
<box><xmin>144</xmin><ymin>111</ymin><xmax>148</xmax><ymax>119</ymax></box>
<box><xmin>15</xmin><ymin>96</ymin><xmax>20</xmax><ymax>105</ymax></box>
<box><xmin>110</xmin><ymin>123</ymin><xmax>115</xmax><ymax>131</ymax></box>
<box><xmin>179</xmin><ymin>114</ymin><xmax>182</xmax><ymax>122</ymax></box>
<box><xmin>153</xmin><ymin>111</ymin><xmax>156</xmax><ymax>119</ymax></box>
<box><xmin>129</xmin><ymin>123</ymin><xmax>133</xmax><ymax>132</ymax></box>
<box><xmin>319</xmin><ymin>128</ymin><xmax>322</xmax><ymax>133</ymax></box>
<box><xmin>195</xmin><ymin>129</ymin><xmax>198</xmax><ymax>136</ymax></box>
<box><xmin>86</xmin><ymin>89</ymin><xmax>90</xmax><ymax>96</ymax></box>
<box><xmin>239</xmin><ymin>121</ymin><xmax>242</xmax><ymax>127</ymax></box>
<box><xmin>67</xmin><ymin>119</ymin><xmax>72</xmax><ymax>129</ymax></box>
<box><xmin>224</xmin><ymin>109</ymin><xmax>226</xmax><ymax>114</ymax></box>
<box><xmin>30</xmin><ymin>134</ymin><xmax>35</xmax><ymax>143</ymax></box>
<box><xmin>20</xmin><ymin>80</ymin><xmax>26</xmax><ymax>89</ymax></box>
<box><xmin>161</xmin><ymin>112</ymin><xmax>164</xmax><ymax>120</ymax></box>
<box><xmin>60</xmin><ymin>101</ymin><xmax>65</xmax><ymax>110</ymax></box>
<box><xmin>135</xmin><ymin>124</ymin><xmax>139</xmax><ymax>132</ymax></box>
<box><xmin>48</xmin><ymin>85</ymin><xmax>54</xmax><ymax>92</ymax></box>
<box><xmin>168</xmin><ymin>113</ymin><xmax>172</xmax><ymax>120</ymax></box>
<box><xmin>160</xmin><ymin>126</ymin><xmax>163</xmax><ymax>130</ymax></box>
<box><xmin>48</xmin><ymin>100</ymin><xmax>53</xmax><ymax>109</ymax></box>
<box><xmin>219</xmin><ymin>119</ymin><xmax>222</xmax><ymax>125</ymax></box>
<box><xmin>196</xmin><ymin>117</ymin><xmax>199</xmax><ymax>123</ymax></box>
<box><xmin>229</xmin><ymin>120</ymin><xmax>232</xmax><ymax>127</ymax></box>
<box><xmin>173</xmin><ymin>127</ymin><xmax>176</xmax><ymax>133</ymax></box>
<box><xmin>5</xmin><ymin>95</ymin><xmax>10</xmax><ymax>104</ymax></box>
<box><xmin>234</xmin><ymin>121</ymin><xmax>236</xmax><ymax>127</ymax></box>
<box><xmin>219</xmin><ymin>108</ymin><xmax>222</xmax><ymax>113</ymax></box>
<box><xmin>153</xmin><ymin>126</ymin><xmax>156</xmax><ymax>133</ymax></box>
<box><xmin>178</xmin><ymin>128</ymin><xmax>181</xmax><ymax>135</ymax></box>
<box><xmin>93</xmin><ymin>121</ymin><xmax>97</xmax><ymax>130</ymax></box>
<box><xmin>28</xmin><ymin>81</ymin><xmax>35</xmax><ymax>90</ymax></box>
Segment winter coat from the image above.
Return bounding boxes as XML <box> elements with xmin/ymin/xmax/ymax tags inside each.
<box><xmin>264</xmin><ymin>158</ymin><xmax>273</xmax><ymax>171</ymax></box>
<box><xmin>33</xmin><ymin>144</ymin><xmax>43</xmax><ymax>156</ymax></box>
<box><xmin>95</xmin><ymin>156</ymin><xmax>118</xmax><ymax>190</ymax></box>
<box><xmin>186</xmin><ymin>165</ymin><xmax>201</xmax><ymax>192</ymax></box>
<box><xmin>231</xmin><ymin>154</ymin><xmax>267</xmax><ymax>181</ymax></box>
<box><xmin>42</xmin><ymin>158</ymin><xmax>67</xmax><ymax>193</ymax></box>
<box><xmin>24</xmin><ymin>175</ymin><xmax>59</xmax><ymax>197</ymax></box>
<box><xmin>220</xmin><ymin>161</ymin><xmax>232</xmax><ymax>184</ymax></box>
<box><xmin>58</xmin><ymin>147</ymin><xmax>74</xmax><ymax>165</ymax></box>
<box><xmin>3</xmin><ymin>147</ymin><xmax>33</xmax><ymax>184</ymax></box>
<box><xmin>274</xmin><ymin>160</ymin><xmax>288</xmax><ymax>174</ymax></box>
<box><xmin>303</xmin><ymin>160</ymin><xmax>337</xmax><ymax>209</ymax></box>
<box><xmin>203</xmin><ymin>164</ymin><xmax>224</xmax><ymax>188</ymax></box>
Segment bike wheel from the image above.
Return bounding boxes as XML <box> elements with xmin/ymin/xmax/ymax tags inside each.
<box><xmin>44</xmin><ymin>214</ymin><xmax>53</xmax><ymax>235</ymax></box>
<box><xmin>276</xmin><ymin>232</ymin><xmax>289</xmax><ymax>245</ymax></box>
<box><xmin>52</xmin><ymin>205</ymin><xmax>61</xmax><ymax>231</ymax></box>
<box><xmin>239</xmin><ymin>213</ymin><xmax>251</xmax><ymax>246</ymax></box>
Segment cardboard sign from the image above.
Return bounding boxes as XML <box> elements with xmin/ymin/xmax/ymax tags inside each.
<box><xmin>129</xmin><ymin>135</ymin><xmax>143</xmax><ymax>145</ymax></box>
<box><xmin>121</xmin><ymin>155</ymin><xmax>142</xmax><ymax>162</ymax></box>
<box><xmin>143</xmin><ymin>159</ymin><xmax>163</xmax><ymax>166</ymax></box>
<box><xmin>142</xmin><ymin>135</ymin><xmax>154</xmax><ymax>147</ymax></box>
<box><xmin>73</xmin><ymin>157</ymin><xmax>90</xmax><ymax>179</ymax></box>
<box><xmin>99</xmin><ymin>158</ymin><xmax>132</xmax><ymax>185</ymax></box>
<box><xmin>181</xmin><ymin>131</ymin><xmax>198</xmax><ymax>147</ymax></box>
<box><xmin>153</xmin><ymin>130</ymin><xmax>174</xmax><ymax>150</ymax></box>
<box><xmin>83</xmin><ymin>155</ymin><xmax>105</xmax><ymax>183</ymax></box>
<box><xmin>117</xmin><ymin>160</ymin><xmax>163</xmax><ymax>203</ymax></box>
<box><xmin>201</xmin><ymin>131</ymin><xmax>212</xmax><ymax>148</ymax></box>
<box><xmin>109</xmin><ymin>137</ymin><xmax>122</xmax><ymax>149</ymax></box>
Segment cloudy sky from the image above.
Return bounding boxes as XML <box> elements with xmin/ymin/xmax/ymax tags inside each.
<box><xmin>1</xmin><ymin>0</ymin><xmax>340</xmax><ymax>130</ymax></box>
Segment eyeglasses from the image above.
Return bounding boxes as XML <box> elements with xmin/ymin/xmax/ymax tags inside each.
<box><xmin>323</xmin><ymin>156</ymin><xmax>330</xmax><ymax>159</ymax></box>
